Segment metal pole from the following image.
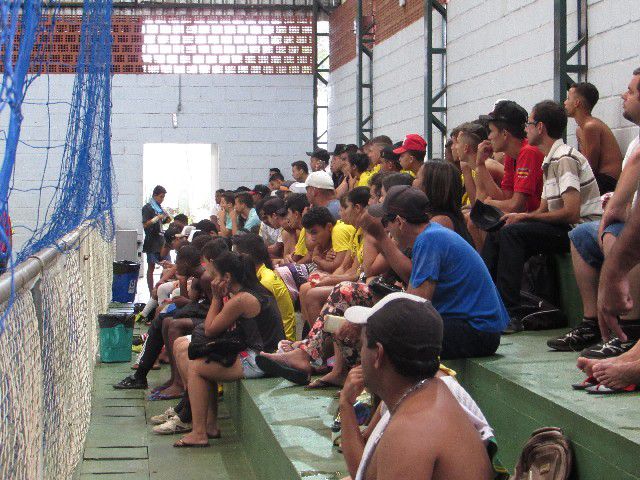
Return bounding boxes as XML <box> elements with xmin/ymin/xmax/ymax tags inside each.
<box><xmin>0</xmin><ymin>224</ymin><xmax>91</xmax><ymax>303</ymax></box>
<box><xmin>355</xmin><ymin>0</ymin><xmax>363</xmax><ymax>146</ymax></box>
<box><xmin>424</xmin><ymin>0</ymin><xmax>433</xmax><ymax>159</ymax></box>
<box><xmin>553</xmin><ymin>0</ymin><xmax>567</xmax><ymax>103</ymax></box>
<box><xmin>313</xmin><ymin>0</ymin><xmax>319</xmax><ymax>149</ymax></box>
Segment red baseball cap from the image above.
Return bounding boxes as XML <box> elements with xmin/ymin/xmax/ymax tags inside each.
<box><xmin>393</xmin><ymin>134</ymin><xmax>427</xmax><ymax>154</ymax></box>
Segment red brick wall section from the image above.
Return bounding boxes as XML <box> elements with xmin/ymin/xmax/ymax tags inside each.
<box><xmin>329</xmin><ymin>0</ymin><xmax>446</xmax><ymax>71</ymax></box>
<box><xmin>329</xmin><ymin>0</ymin><xmax>356</xmax><ymax>71</ymax></box>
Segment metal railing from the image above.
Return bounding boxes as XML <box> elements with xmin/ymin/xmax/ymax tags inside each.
<box><xmin>0</xmin><ymin>223</ymin><xmax>114</xmax><ymax>480</ymax></box>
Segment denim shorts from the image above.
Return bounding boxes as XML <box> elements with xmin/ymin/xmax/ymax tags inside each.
<box><xmin>568</xmin><ymin>221</ymin><xmax>625</xmax><ymax>269</ymax></box>
<box><xmin>241</xmin><ymin>350</ymin><xmax>265</xmax><ymax>379</ymax></box>
<box><xmin>146</xmin><ymin>252</ymin><xmax>170</xmax><ymax>264</ymax></box>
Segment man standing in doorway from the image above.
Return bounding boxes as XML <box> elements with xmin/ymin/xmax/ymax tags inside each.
<box><xmin>142</xmin><ymin>185</ymin><xmax>171</xmax><ymax>293</ymax></box>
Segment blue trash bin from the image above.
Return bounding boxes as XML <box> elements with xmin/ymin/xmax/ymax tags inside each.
<box><xmin>112</xmin><ymin>261</ymin><xmax>140</xmax><ymax>303</ymax></box>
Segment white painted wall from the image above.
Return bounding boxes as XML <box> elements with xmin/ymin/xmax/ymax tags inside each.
<box><xmin>3</xmin><ymin>74</ymin><xmax>312</xmax><ymax>251</ymax></box>
<box><xmin>328</xmin><ymin>0</ymin><xmax>640</xmax><ymax>153</ymax></box>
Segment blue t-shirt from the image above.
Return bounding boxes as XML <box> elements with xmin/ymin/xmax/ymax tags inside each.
<box><xmin>409</xmin><ymin>222</ymin><xmax>509</xmax><ymax>333</ymax></box>
<box><xmin>243</xmin><ymin>208</ymin><xmax>261</xmax><ymax>232</ymax></box>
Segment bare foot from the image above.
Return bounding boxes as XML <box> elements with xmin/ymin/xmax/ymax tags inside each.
<box><xmin>592</xmin><ymin>360</ymin><xmax>640</xmax><ymax>389</ymax></box>
<box><xmin>260</xmin><ymin>349</ymin><xmax>312</xmax><ymax>374</ymax></box>
<box><xmin>308</xmin><ymin>370</ymin><xmax>346</xmax><ymax>389</ymax></box>
<box><xmin>576</xmin><ymin>357</ymin><xmax>607</xmax><ymax>376</ymax></box>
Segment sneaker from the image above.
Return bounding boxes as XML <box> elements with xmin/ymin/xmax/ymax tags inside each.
<box><xmin>150</xmin><ymin>407</ymin><xmax>177</xmax><ymax>425</ymax></box>
<box><xmin>502</xmin><ymin>317</ymin><xmax>523</xmax><ymax>335</ymax></box>
<box><xmin>546</xmin><ymin>321</ymin><xmax>600</xmax><ymax>351</ymax></box>
<box><xmin>579</xmin><ymin>337</ymin><xmax>637</xmax><ymax>359</ymax></box>
<box><xmin>113</xmin><ymin>375</ymin><xmax>147</xmax><ymax>390</ymax></box>
<box><xmin>153</xmin><ymin>416</ymin><xmax>192</xmax><ymax>435</ymax></box>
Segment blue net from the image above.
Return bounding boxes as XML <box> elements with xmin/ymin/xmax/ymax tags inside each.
<box><xmin>0</xmin><ymin>0</ymin><xmax>114</xmax><ymax>333</ymax></box>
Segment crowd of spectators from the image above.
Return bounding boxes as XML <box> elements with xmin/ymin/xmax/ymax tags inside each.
<box><xmin>118</xmin><ymin>68</ymin><xmax>640</xmax><ymax>478</ymax></box>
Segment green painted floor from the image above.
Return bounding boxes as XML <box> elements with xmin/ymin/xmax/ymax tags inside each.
<box><xmin>77</xmin><ymin>357</ymin><xmax>256</xmax><ymax>480</ymax></box>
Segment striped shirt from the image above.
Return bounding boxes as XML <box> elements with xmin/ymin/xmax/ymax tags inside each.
<box><xmin>541</xmin><ymin>139</ymin><xmax>602</xmax><ymax>224</ymax></box>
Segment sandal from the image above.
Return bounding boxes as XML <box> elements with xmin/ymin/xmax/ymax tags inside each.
<box><xmin>255</xmin><ymin>355</ymin><xmax>310</xmax><ymax>386</ymax></box>
<box><xmin>152</xmin><ymin>417</ymin><xmax>192</xmax><ymax>435</ymax></box>
<box><xmin>148</xmin><ymin>390</ymin><xmax>184</xmax><ymax>401</ymax></box>
<box><xmin>585</xmin><ymin>383</ymin><xmax>639</xmax><ymax>394</ymax></box>
<box><xmin>571</xmin><ymin>375</ymin><xmax>597</xmax><ymax>390</ymax></box>
<box><xmin>173</xmin><ymin>439</ymin><xmax>209</xmax><ymax>448</ymax></box>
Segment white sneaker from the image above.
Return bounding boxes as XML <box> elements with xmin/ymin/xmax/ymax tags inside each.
<box><xmin>152</xmin><ymin>416</ymin><xmax>192</xmax><ymax>435</ymax></box>
<box><xmin>149</xmin><ymin>407</ymin><xmax>176</xmax><ymax>425</ymax></box>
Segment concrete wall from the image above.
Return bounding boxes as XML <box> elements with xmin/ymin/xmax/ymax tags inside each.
<box><xmin>327</xmin><ymin>0</ymin><xmax>640</xmax><ymax>151</ymax></box>
<box><xmin>3</xmin><ymin>74</ymin><xmax>312</xmax><ymax>250</ymax></box>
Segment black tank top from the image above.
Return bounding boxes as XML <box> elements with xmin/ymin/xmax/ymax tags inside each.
<box><xmin>191</xmin><ymin>285</ymin><xmax>284</xmax><ymax>353</ymax></box>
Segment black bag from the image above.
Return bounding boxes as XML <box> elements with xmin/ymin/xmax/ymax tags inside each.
<box><xmin>514</xmin><ymin>291</ymin><xmax>567</xmax><ymax>331</ymax></box>
<box><xmin>188</xmin><ymin>332</ymin><xmax>243</xmax><ymax>367</ymax></box>
<box><xmin>368</xmin><ymin>275</ymin><xmax>403</xmax><ymax>298</ymax></box>
<box><xmin>522</xmin><ymin>254</ymin><xmax>561</xmax><ymax>307</ymax></box>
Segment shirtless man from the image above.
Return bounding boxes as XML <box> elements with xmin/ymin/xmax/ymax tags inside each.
<box><xmin>340</xmin><ymin>293</ymin><xmax>493</xmax><ymax>480</ymax></box>
<box><xmin>565</xmin><ymin>82</ymin><xmax>623</xmax><ymax>193</ymax></box>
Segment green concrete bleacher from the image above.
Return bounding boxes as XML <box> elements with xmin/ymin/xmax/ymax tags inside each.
<box><xmin>227</xmin><ymin>331</ymin><xmax>640</xmax><ymax>480</ymax></box>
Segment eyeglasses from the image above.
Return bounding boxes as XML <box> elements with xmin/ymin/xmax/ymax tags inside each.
<box><xmin>525</xmin><ymin>120</ymin><xmax>540</xmax><ymax>127</ymax></box>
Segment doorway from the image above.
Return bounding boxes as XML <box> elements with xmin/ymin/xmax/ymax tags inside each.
<box><xmin>142</xmin><ymin>143</ymin><xmax>218</xmax><ymax>223</ymax></box>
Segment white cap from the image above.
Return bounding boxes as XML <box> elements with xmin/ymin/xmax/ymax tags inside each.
<box><xmin>289</xmin><ymin>182</ymin><xmax>307</xmax><ymax>194</ymax></box>
<box><xmin>304</xmin><ymin>171</ymin><xmax>335</xmax><ymax>190</ymax></box>
<box><xmin>344</xmin><ymin>291</ymin><xmax>427</xmax><ymax>325</ymax></box>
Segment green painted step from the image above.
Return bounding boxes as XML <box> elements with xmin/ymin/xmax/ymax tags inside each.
<box><xmin>226</xmin><ymin>378</ymin><xmax>347</xmax><ymax>480</ymax></box>
<box><xmin>447</xmin><ymin>330</ymin><xmax>640</xmax><ymax>480</ymax></box>
<box><xmin>77</xmin><ymin>350</ymin><xmax>257</xmax><ymax>480</ymax></box>
<box><xmin>227</xmin><ymin>331</ymin><xmax>640</xmax><ymax>480</ymax></box>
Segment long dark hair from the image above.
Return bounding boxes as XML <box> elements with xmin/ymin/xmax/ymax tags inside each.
<box><xmin>213</xmin><ymin>251</ymin><xmax>263</xmax><ymax>292</ymax></box>
<box><xmin>232</xmin><ymin>233</ymin><xmax>274</xmax><ymax>270</ymax></box>
<box><xmin>417</xmin><ymin>161</ymin><xmax>464</xmax><ymax>222</ymax></box>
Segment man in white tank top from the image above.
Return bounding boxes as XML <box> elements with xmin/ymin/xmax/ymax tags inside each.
<box><xmin>339</xmin><ymin>292</ymin><xmax>494</xmax><ymax>480</ymax></box>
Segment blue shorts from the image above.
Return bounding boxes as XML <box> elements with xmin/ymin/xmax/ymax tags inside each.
<box><xmin>146</xmin><ymin>252</ymin><xmax>170</xmax><ymax>264</ymax></box>
<box><xmin>568</xmin><ymin>221</ymin><xmax>625</xmax><ymax>269</ymax></box>
<box><xmin>241</xmin><ymin>350</ymin><xmax>265</xmax><ymax>379</ymax></box>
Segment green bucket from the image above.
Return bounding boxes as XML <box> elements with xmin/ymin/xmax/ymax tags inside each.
<box><xmin>98</xmin><ymin>314</ymin><xmax>134</xmax><ymax>363</ymax></box>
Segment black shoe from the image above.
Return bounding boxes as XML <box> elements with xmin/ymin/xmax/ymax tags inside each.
<box><xmin>502</xmin><ymin>317</ymin><xmax>523</xmax><ymax>335</ymax></box>
<box><xmin>113</xmin><ymin>375</ymin><xmax>147</xmax><ymax>390</ymax></box>
<box><xmin>546</xmin><ymin>321</ymin><xmax>600</xmax><ymax>351</ymax></box>
<box><xmin>579</xmin><ymin>337</ymin><xmax>637</xmax><ymax>359</ymax></box>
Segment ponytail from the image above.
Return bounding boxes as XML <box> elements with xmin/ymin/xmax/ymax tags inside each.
<box><xmin>213</xmin><ymin>251</ymin><xmax>261</xmax><ymax>290</ymax></box>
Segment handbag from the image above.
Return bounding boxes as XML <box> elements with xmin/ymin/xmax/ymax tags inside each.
<box><xmin>188</xmin><ymin>331</ymin><xmax>243</xmax><ymax>367</ymax></box>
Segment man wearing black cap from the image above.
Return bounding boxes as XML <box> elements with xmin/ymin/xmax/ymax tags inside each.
<box><xmin>306</xmin><ymin>147</ymin><xmax>331</xmax><ymax>173</ymax></box>
<box><xmin>363</xmin><ymin>185</ymin><xmax>509</xmax><ymax>358</ymax></box>
<box><xmin>339</xmin><ymin>293</ymin><xmax>494</xmax><ymax>480</ymax></box>
<box><xmin>476</xmin><ymin>100</ymin><xmax>544</xmax><ymax>214</ymax></box>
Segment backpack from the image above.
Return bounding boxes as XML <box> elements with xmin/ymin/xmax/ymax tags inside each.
<box><xmin>516</xmin><ymin>291</ymin><xmax>567</xmax><ymax>331</ymax></box>
<box><xmin>511</xmin><ymin>427</ymin><xmax>573</xmax><ymax>480</ymax></box>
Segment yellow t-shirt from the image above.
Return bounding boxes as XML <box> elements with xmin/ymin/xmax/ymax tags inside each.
<box><xmin>357</xmin><ymin>164</ymin><xmax>381</xmax><ymax>187</ymax></box>
<box><xmin>400</xmin><ymin>169</ymin><xmax>416</xmax><ymax>178</ymax></box>
<box><xmin>294</xmin><ymin>228</ymin><xmax>307</xmax><ymax>257</ymax></box>
<box><xmin>294</xmin><ymin>221</ymin><xmax>355</xmax><ymax>258</ymax></box>
<box><xmin>350</xmin><ymin>228</ymin><xmax>365</xmax><ymax>265</ymax></box>
<box><xmin>332</xmin><ymin>220</ymin><xmax>356</xmax><ymax>253</ymax></box>
<box><xmin>461</xmin><ymin>170</ymin><xmax>477</xmax><ymax>206</ymax></box>
<box><xmin>257</xmin><ymin>264</ymin><xmax>296</xmax><ymax>342</ymax></box>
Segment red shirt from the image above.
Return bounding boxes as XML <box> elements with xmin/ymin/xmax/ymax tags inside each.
<box><xmin>500</xmin><ymin>140</ymin><xmax>544</xmax><ymax>212</ymax></box>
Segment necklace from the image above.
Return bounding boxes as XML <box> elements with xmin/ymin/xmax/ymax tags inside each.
<box><xmin>389</xmin><ymin>378</ymin><xmax>430</xmax><ymax>415</ymax></box>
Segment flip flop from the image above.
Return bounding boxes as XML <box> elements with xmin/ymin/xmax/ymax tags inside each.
<box><xmin>585</xmin><ymin>383</ymin><xmax>639</xmax><ymax>394</ymax></box>
<box><xmin>255</xmin><ymin>355</ymin><xmax>310</xmax><ymax>386</ymax></box>
<box><xmin>151</xmin><ymin>385</ymin><xmax>170</xmax><ymax>394</ymax></box>
<box><xmin>305</xmin><ymin>379</ymin><xmax>341</xmax><ymax>390</ymax></box>
<box><xmin>571</xmin><ymin>375</ymin><xmax>597</xmax><ymax>390</ymax></box>
<box><xmin>148</xmin><ymin>390</ymin><xmax>184</xmax><ymax>401</ymax></box>
<box><xmin>173</xmin><ymin>439</ymin><xmax>209</xmax><ymax>448</ymax></box>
